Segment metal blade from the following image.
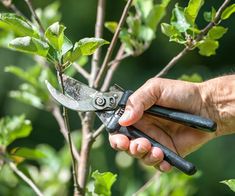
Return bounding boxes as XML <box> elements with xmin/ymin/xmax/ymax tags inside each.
<box><xmin>61</xmin><ymin>74</ymin><xmax>97</xmax><ymax>101</ymax></box>
<box><xmin>46</xmin><ymin>80</ymin><xmax>98</xmax><ymax>111</ymax></box>
<box><xmin>96</xmin><ymin>111</ymin><xmax>115</xmax><ymax>126</ymax></box>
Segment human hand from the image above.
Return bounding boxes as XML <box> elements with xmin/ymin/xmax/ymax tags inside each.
<box><xmin>109</xmin><ymin>77</ymin><xmax>225</xmax><ymax>172</ymax></box>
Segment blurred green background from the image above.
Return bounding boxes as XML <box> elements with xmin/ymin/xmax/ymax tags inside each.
<box><xmin>1</xmin><ymin>0</ymin><xmax>235</xmax><ymax>195</ymax></box>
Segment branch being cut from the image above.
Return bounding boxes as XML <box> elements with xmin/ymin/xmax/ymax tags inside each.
<box><xmin>156</xmin><ymin>0</ymin><xmax>231</xmax><ymax>78</ymax></box>
<box><xmin>51</xmin><ymin>105</ymin><xmax>80</xmax><ymax>162</ymax></box>
<box><xmin>94</xmin><ymin>0</ymin><xmax>134</xmax><ymax>88</ymax></box>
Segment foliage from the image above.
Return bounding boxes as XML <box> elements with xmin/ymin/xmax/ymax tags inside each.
<box><xmin>0</xmin><ymin>0</ymin><xmax>235</xmax><ymax>195</ymax></box>
<box><xmin>160</xmin><ymin>0</ymin><xmax>231</xmax><ymax>56</ymax></box>
<box><xmin>220</xmin><ymin>179</ymin><xmax>235</xmax><ymax>192</ymax></box>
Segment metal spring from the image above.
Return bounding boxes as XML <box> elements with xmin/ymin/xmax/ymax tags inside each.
<box><xmin>117</xmin><ymin>107</ymin><xmax>125</xmax><ymax>117</ymax></box>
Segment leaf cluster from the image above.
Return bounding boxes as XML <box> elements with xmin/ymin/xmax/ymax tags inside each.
<box><xmin>161</xmin><ymin>0</ymin><xmax>235</xmax><ymax>56</ymax></box>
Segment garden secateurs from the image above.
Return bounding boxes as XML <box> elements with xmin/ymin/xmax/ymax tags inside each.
<box><xmin>45</xmin><ymin>75</ymin><xmax>217</xmax><ymax>176</ymax></box>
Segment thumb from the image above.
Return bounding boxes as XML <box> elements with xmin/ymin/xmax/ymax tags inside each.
<box><xmin>119</xmin><ymin>78</ymin><xmax>161</xmax><ymax>126</ymax></box>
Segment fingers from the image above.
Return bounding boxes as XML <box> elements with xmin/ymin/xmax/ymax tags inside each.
<box><xmin>119</xmin><ymin>78</ymin><xmax>162</xmax><ymax>126</ymax></box>
<box><xmin>109</xmin><ymin>134</ymin><xmax>171</xmax><ymax>172</ymax></box>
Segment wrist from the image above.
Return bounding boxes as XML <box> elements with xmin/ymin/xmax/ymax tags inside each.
<box><xmin>199</xmin><ymin>76</ymin><xmax>235</xmax><ymax>136</ymax></box>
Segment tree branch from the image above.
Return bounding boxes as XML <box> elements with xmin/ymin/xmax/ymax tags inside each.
<box><xmin>73</xmin><ymin>63</ymin><xmax>90</xmax><ymax>80</ymax></box>
<box><xmin>90</xmin><ymin>0</ymin><xmax>106</xmax><ymax>87</ymax></box>
<box><xmin>94</xmin><ymin>0</ymin><xmax>134</xmax><ymax>88</ymax></box>
<box><xmin>24</xmin><ymin>0</ymin><xmax>45</xmax><ymax>33</ymax></box>
<box><xmin>101</xmin><ymin>44</ymin><xmax>127</xmax><ymax>92</ymax></box>
<box><xmin>156</xmin><ymin>0</ymin><xmax>231</xmax><ymax>78</ymax></box>
<box><xmin>57</xmin><ymin>69</ymin><xmax>81</xmax><ymax>195</ymax></box>
<box><xmin>92</xmin><ymin>124</ymin><xmax>106</xmax><ymax>139</ymax></box>
<box><xmin>8</xmin><ymin>161</ymin><xmax>44</xmax><ymax>196</ymax></box>
<box><xmin>51</xmin><ymin>105</ymin><xmax>80</xmax><ymax>162</ymax></box>
<box><xmin>78</xmin><ymin>113</ymin><xmax>94</xmax><ymax>195</ymax></box>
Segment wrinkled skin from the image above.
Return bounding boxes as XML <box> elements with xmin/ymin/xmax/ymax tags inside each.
<box><xmin>109</xmin><ymin>76</ymin><xmax>235</xmax><ymax>172</ymax></box>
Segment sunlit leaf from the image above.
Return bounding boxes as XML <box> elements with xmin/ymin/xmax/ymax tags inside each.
<box><xmin>221</xmin><ymin>179</ymin><xmax>235</xmax><ymax>192</ymax></box>
<box><xmin>92</xmin><ymin>170</ymin><xmax>117</xmax><ymax>196</ymax></box>
<box><xmin>178</xmin><ymin>73</ymin><xmax>203</xmax><ymax>83</ymax></box>
<box><xmin>161</xmin><ymin>23</ymin><xmax>181</xmax><ymax>37</ymax></box>
<box><xmin>9</xmin><ymin>36</ymin><xmax>49</xmax><ymax>57</ymax></box>
<box><xmin>0</xmin><ymin>116</ymin><xmax>32</xmax><ymax>146</ymax></box>
<box><xmin>138</xmin><ymin>26</ymin><xmax>155</xmax><ymax>42</ymax></box>
<box><xmin>146</xmin><ymin>5</ymin><xmax>166</xmax><ymax>31</ymax></box>
<box><xmin>68</xmin><ymin>38</ymin><xmax>109</xmax><ymax>62</ymax></box>
<box><xmin>0</xmin><ymin>13</ymin><xmax>39</xmax><ymax>37</ymax></box>
<box><xmin>10</xmin><ymin>147</ymin><xmax>46</xmax><ymax>161</ymax></box>
<box><xmin>9</xmin><ymin>90</ymin><xmax>44</xmax><ymax>109</ymax></box>
<box><xmin>208</xmin><ymin>26</ymin><xmax>227</xmax><ymax>40</ymax></box>
<box><xmin>203</xmin><ymin>7</ymin><xmax>216</xmax><ymax>22</ymax></box>
<box><xmin>185</xmin><ymin>0</ymin><xmax>204</xmax><ymax>24</ymax></box>
<box><xmin>135</xmin><ymin>0</ymin><xmax>153</xmax><ymax>19</ymax></box>
<box><xmin>171</xmin><ymin>4</ymin><xmax>190</xmax><ymax>32</ymax></box>
<box><xmin>104</xmin><ymin>21</ymin><xmax>118</xmax><ymax>33</ymax></box>
<box><xmin>45</xmin><ymin>22</ymin><xmax>65</xmax><ymax>51</ymax></box>
<box><xmin>221</xmin><ymin>4</ymin><xmax>235</xmax><ymax>20</ymax></box>
<box><xmin>197</xmin><ymin>38</ymin><xmax>219</xmax><ymax>56</ymax></box>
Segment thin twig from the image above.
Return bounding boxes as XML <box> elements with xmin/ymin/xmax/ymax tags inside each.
<box><xmin>155</xmin><ymin>47</ymin><xmax>189</xmax><ymax>78</ymax></box>
<box><xmin>90</xmin><ymin>0</ymin><xmax>106</xmax><ymax>87</ymax></box>
<box><xmin>101</xmin><ymin>44</ymin><xmax>127</xmax><ymax>92</ymax></box>
<box><xmin>92</xmin><ymin>124</ymin><xmax>106</xmax><ymax>139</ymax></box>
<box><xmin>51</xmin><ymin>105</ymin><xmax>80</xmax><ymax>162</ymax></box>
<box><xmin>94</xmin><ymin>0</ymin><xmax>134</xmax><ymax>88</ymax></box>
<box><xmin>132</xmin><ymin>171</ymin><xmax>161</xmax><ymax>196</ymax></box>
<box><xmin>8</xmin><ymin>161</ymin><xmax>44</xmax><ymax>196</ymax></box>
<box><xmin>156</xmin><ymin>0</ymin><xmax>231</xmax><ymax>78</ymax></box>
<box><xmin>73</xmin><ymin>63</ymin><xmax>90</xmax><ymax>80</ymax></box>
<box><xmin>57</xmin><ymin>70</ymin><xmax>81</xmax><ymax>195</ymax></box>
<box><xmin>0</xmin><ymin>0</ymin><xmax>24</xmax><ymax>16</ymax></box>
<box><xmin>24</xmin><ymin>0</ymin><xmax>45</xmax><ymax>33</ymax></box>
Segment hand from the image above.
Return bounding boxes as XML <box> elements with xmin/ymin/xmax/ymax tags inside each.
<box><xmin>109</xmin><ymin>76</ymin><xmax>235</xmax><ymax>172</ymax></box>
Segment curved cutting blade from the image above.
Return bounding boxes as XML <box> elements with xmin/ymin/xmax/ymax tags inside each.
<box><xmin>46</xmin><ymin>80</ymin><xmax>98</xmax><ymax>111</ymax></box>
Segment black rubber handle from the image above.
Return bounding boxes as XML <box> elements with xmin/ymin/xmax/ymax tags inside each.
<box><xmin>118</xmin><ymin>126</ymin><xmax>197</xmax><ymax>175</ymax></box>
<box><xmin>146</xmin><ymin>105</ymin><xmax>217</xmax><ymax>132</ymax></box>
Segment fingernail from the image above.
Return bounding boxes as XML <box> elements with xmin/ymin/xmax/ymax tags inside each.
<box><xmin>137</xmin><ymin>144</ymin><xmax>147</xmax><ymax>153</ymax></box>
<box><xmin>116</xmin><ymin>139</ymin><xmax>126</xmax><ymax>151</ymax></box>
<box><xmin>119</xmin><ymin>110</ymin><xmax>131</xmax><ymax>123</ymax></box>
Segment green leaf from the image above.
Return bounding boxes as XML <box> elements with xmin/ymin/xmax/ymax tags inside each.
<box><xmin>221</xmin><ymin>4</ymin><xmax>235</xmax><ymax>20</ymax></box>
<box><xmin>197</xmin><ymin>38</ymin><xmax>219</xmax><ymax>56</ymax></box>
<box><xmin>184</xmin><ymin>0</ymin><xmax>204</xmax><ymax>24</ymax></box>
<box><xmin>221</xmin><ymin>179</ymin><xmax>235</xmax><ymax>192</ymax></box>
<box><xmin>68</xmin><ymin>38</ymin><xmax>109</xmax><ymax>62</ymax></box>
<box><xmin>135</xmin><ymin>0</ymin><xmax>153</xmax><ymax>20</ymax></box>
<box><xmin>138</xmin><ymin>26</ymin><xmax>155</xmax><ymax>42</ymax></box>
<box><xmin>178</xmin><ymin>73</ymin><xmax>203</xmax><ymax>83</ymax></box>
<box><xmin>104</xmin><ymin>21</ymin><xmax>118</xmax><ymax>33</ymax></box>
<box><xmin>203</xmin><ymin>7</ymin><xmax>216</xmax><ymax>22</ymax></box>
<box><xmin>92</xmin><ymin>170</ymin><xmax>117</xmax><ymax>196</ymax></box>
<box><xmin>9</xmin><ymin>89</ymin><xmax>44</xmax><ymax>109</ymax></box>
<box><xmin>171</xmin><ymin>4</ymin><xmax>190</xmax><ymax>32</ymax></box>
<box><xmin>161</xmin><ymin>23</ymin><xmax>181</xmax><ymax>37</ymax></box>
<box><xmin>45</xmin><ymin>22</ymin><xmax>66</xmax><ymax>51</ymax></box>
<box><xmin>9</xmin><ymin>36</ymin><xmax>49</xmax><ymax>57</ymax></box>
<box><xmin>146</xmin><ymin>5</ymin><xmax>166</xmax><ymax>31</ymax></box>
<box><xmin>208</xmin><ymin>26</ymin><xmax>227</xmax><ymax>40</ymax></box>
<box><xmin>11</xmin><ymin>147</ymin><xmax>46</xmax><ymax>161</ymax></box>
<box><xmin>0</xmin><ymin>116</ymin><xmax>32</xmax><ymax>146</ymax></box>
<box><xmin>0</xmin><ymin>13</ymin><xmax>39</xmax><ymax>37</ymax></box>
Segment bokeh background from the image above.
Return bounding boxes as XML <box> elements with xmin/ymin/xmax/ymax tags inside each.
<box><xmin>0</xmin><ymin>0</ymin><xmax>235</xmax><ymax>195</ymax></box>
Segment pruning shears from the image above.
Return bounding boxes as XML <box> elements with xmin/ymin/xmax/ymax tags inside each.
<box><xmin>46</xmin><ymin>75</ymin><xmax>217</xmax><ymax>175</ymax></box>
